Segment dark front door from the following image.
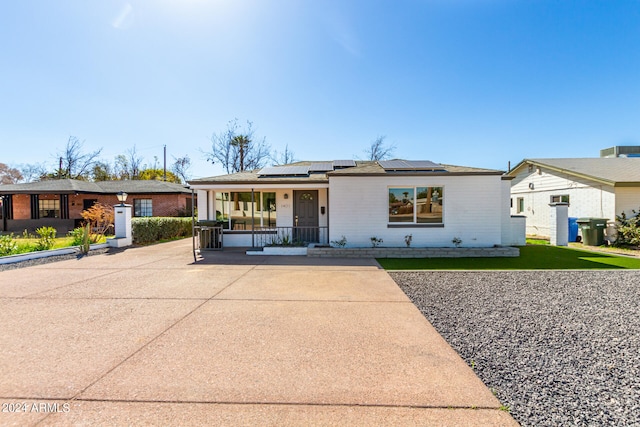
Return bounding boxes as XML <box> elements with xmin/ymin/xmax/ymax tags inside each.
<box><xmin>293</xmin><ymin>190</ymin><xmax>318</xmax><ymax>243</ymax></box>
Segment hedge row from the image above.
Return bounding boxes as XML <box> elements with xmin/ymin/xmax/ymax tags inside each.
<box><xmin>132</xmin><ymin>217</ymin><xmax>193</xmax><ymax>244</ymax></box>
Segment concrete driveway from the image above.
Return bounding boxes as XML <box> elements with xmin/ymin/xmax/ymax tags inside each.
<box><xmin>0</xmin><ymin>239</ymin><xmax>517</xmax><ymax>426</ymax></box>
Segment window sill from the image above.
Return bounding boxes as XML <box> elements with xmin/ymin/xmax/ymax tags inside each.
<box><xmin>387</xmin><ymin>223</ymin><xmax>444</xmax><ymax>228</ymax></box>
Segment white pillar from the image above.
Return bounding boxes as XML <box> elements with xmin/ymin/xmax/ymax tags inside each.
<box><xmin>107</xmin><ymin>204</ymin><xmax>132</xmax><ymax>247</ymax></box>
<box><xmin>549</xmin><ymin>202</ymin><xmax>569</xmax><ymax>246</ymax></box>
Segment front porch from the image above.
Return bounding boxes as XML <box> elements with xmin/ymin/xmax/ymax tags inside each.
<box><xmin>195</xmin><ymin>224</ymin><xmax>329</xmax><ymax>251</ymax></box>
<box><xmin>193</xmin><ymin>185</ymin><xmax>329</xmax><ymax>249</ymax></box>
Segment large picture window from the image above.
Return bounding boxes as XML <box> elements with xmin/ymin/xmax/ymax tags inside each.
<box><xmin>389</xmin><ymin>186</ymin><xmax>443</xmax><ymax>224</ymax></box>
<box><xmin>215</xmin><ymin>191</ymin><xmax>277</xmax><ymax>231</ymax></box>
<box><xmin>39</xmin><ymin>199</ymin><xmax>60</xmax><ymax>218</ymax></box>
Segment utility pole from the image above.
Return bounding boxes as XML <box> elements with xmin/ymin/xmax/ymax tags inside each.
<box><xmin>163</xmin><ymin>145</ymin><xmax>167</xmax><ymax>181</ymax></box>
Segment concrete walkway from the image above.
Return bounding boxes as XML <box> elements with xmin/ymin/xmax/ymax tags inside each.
<box><xmin>0</xmin><ymin>240</ymin><xmax>518</xmax><ymax>426</ymax></box>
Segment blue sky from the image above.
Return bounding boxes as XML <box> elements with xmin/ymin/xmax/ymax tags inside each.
<box><xmin>2</xmin><ymin>0</ymin><xmax>639</xmax><ymax>180</ymax></box>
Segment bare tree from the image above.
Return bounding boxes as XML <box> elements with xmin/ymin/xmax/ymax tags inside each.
<box><xmin>55</xmin><ymin>136</ymin><xmax>103</xmax><ymax>180</ymax></box>
<box><xmin>114</xmin><ymin>146</ymin><xmax>144</xmax><ymax>180</ymax></box>
<box><xmin>365</xmin><ymin>136</ymin><xmax>396</xmax><ymax>161</ymax></box>
<box><xmin>172</xmin><ymin>155</ymin><xmax>192</xmax><ymax>183</ymax></box>
<box><xmin>18</xmin><ymin>163</ymin><xmax>47</xmax><ymax>183</ymax></box>
<box><xmin>272</xmin><ymin>144</ymin><xmax>297</xmax><ymax>165</ymax></box>
<box><xmin>0</xmin><ymin>163</ymin><xmax>23</xmax><ymax>184</ymax></box>
<box><xmin>205</xmin><ymin>119</ymin><xmax>271</xmax><ymax>173</ymax></box>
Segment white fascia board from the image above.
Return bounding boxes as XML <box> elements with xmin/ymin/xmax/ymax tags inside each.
<box><xmin>189</xmin><ymin>183</ymin><xmax>329</xmax><ymax>190</ymax></box>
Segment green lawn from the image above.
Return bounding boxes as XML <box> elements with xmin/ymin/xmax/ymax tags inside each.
<box><xmin>3</xmin><ymin>235</ymin><xmax>109</xmax><ymax>256</ymax></box>
<box><xmin>377</xmin><ymin>245</ymin><xmax>640</xmax><ymax>270</ymax></box>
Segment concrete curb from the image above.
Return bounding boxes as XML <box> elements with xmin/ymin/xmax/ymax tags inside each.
<box><xmin>0</xmin><ymin>243</ymin><xmax>109</xmax><ymax>265</ymax></box>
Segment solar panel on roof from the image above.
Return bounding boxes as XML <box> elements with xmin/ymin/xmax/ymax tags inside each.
<box><xmin>378</xmin><ymin>160</ymin><xmax>446</xmax><ymax>171</ymax></box>
<box><xmin>333</xmin><ymin>160</ymin><xmax>356</xmax><ymax>167</ymax></box>
<box><xmin>309</xmin><ymin>162</ymin><xmax>334</xmax><ymax>172</ymax></box>
<box><xmin>258</xmin><ymin>166</ymin><xmax>310</xmax><ymax>176</ymax></box>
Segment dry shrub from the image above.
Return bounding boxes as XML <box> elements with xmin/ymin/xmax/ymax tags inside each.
<box><xmin>81</xmin><ymin>203</ymin><xmax>114</xmax><ymax>240</ymax></box>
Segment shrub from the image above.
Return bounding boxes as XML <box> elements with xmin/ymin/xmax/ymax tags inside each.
<box><xmin>69</xmin><ymin>225</ymin><xmax>92</xmax><ymax>254</ymax></box>
<box><xmin>615</xmin><ymin>208</ymin><xmax>640</xmax><ymax>246</ymax></box>
<box><xmin>0</xmin><ymin>233</ymin><xmax>18</xmax><ymax>256</ymax></box>
<box><xmin>370</xmin><ymin>236</ymin><xmax>383</xmax><ymax>248</ymax></box>
<box><xmin>131</xmin><ymin>217</ymin><xmax>193</xmax><ymax>244</ymax></box>
<box><xmin>81</xmin><ymin>203</ymin><xmax>114</xmax><ymax>240</ymax></box>
<box><xmin>68</xmin><ymin>227</ymin><xmax>85</xmax><ymax>246</ymax></box>
<box><xmin>331</xmin><ymin>235</ymin><xmax>348</xmax><ymax>248</ymax></box>
<box><xmin>35</xmin><ymin>226</ymin><xmax>57</xmax><ymax>251</ymax></box>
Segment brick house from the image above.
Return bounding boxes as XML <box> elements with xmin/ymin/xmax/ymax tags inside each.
<box><xmin>0</xmin><ymin>179</ymin><xmax>193</xmax><ymax>234</ymax></box>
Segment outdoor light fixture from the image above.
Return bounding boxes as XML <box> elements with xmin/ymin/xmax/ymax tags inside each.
<box><xmin>116</xmin><ymin>191</ymin><xmax>128</xmax><ymax>204</ymax></box>
<box><xmin>284</xmin><ymin>193</ymin><xmax>289</xmax><ymax>199</ymax></box>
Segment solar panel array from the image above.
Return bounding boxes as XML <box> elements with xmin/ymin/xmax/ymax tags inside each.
<box><xmin>258</xmin><ymin>166</ymin><xmax>310</xmax><ymax>176</ymax></box>
<box><xmin>309</xmin><ymin>162</ymin><xmax>334</xmax><ymax>172</ymax></box>
<box><xmin>333</xmin><ymin>160</ymin><xmax>357</xmax><ymax>167</ymax></box>
<box><xmin>378</xmin><ymin>160</ymin><xmax>446</xmax><ymax>171</ymax></box>
<box><xmin>259</xmin><ymin>160</ymin><xmax>359</xmax><ymax>177</ymax></box>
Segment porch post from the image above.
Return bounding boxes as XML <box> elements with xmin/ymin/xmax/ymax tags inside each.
<box><xmin>251</xmin><ymin>188</ymin><xmax>255</xmax><ymax>248</ymax></box>
<box><xmin>191</xmin><ymin>188</ymin><xmax>196</xmax><ymax>262</ymax></box>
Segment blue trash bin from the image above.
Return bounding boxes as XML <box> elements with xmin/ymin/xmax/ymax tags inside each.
<box><xmin>568</xmin><ymin>217</ymin><xmax>579</xmax><ymax>242</ymax></box>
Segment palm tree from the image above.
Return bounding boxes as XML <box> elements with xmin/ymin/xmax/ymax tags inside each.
<box><xmin>231</xmin><ymin>135</ymin><xmax>251</xmax><ymax>172</ymax></box>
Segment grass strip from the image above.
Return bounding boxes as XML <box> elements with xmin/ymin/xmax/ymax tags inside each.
<box><xmin>378</xmin><ymin>245</ymin><xmax>640</xmax><ymax>270</ymax></box>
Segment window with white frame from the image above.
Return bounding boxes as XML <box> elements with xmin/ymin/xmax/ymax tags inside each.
<box><xmin>517</xmin><ymin>197</ymin><xmax>524</xmax><ymax>213</ymax></box>
<box><xmin>550</xmin><ymin>195</ymin><xmax>570</xmax><ymax>204</ymax></box>
<box><xmin>388</xmin><ymin>186</ymin><xmax>443</xmax><ymax>224</ymax></box>
<box><xmin>134</xmin><ymin>199</ymin><xmax>153</xmax><ymax>217</ymax></box>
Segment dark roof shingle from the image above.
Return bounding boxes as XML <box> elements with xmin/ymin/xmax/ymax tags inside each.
<box><xmin>0</xmin><ymin>179</ymin><xmax>190</xmax><ymax>194</ymax></box>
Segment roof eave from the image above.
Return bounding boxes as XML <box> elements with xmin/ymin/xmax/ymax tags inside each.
<box><xmin>523</xmin><ymin>159</ymin><xmax>616</xmax><ymax>186</ymax></box>
<box><xmin>329</xmin><ymin>171</ymin><xmax>504</xmax><ymax>177</ymax></box>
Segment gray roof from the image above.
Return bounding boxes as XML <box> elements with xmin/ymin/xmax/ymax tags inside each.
<box><xmin>509</xmin><ymin>158</ymin><xmax>640</xmax><ymax>185</ymax></box>
<box><xmin>328</xmin><ymin>161</ymin><xmax>502</xmax><ymax>176</ymax></box>
<box><xmin>188</xmin><ymin>160</ymin><xmax>504</xmax><ymax>185</ymax></box>
<box><xmin>0</xmin><ymin>179</ymin><xmax>191</xmax><ymax>194</ymax></box>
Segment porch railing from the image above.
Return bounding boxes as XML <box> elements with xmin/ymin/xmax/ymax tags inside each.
<box><xmin>194</xmin><ymin>225</ymin><xmax>223</xmax><ymax>251</ymax></box>
<box><xmin>252</xmin><ymin>226</ymin><xmax>328</xmax><ymax>248</ymax></box>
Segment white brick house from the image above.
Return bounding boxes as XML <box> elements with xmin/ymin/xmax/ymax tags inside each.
<box><xmin>506</xmin><ymin>158</ymin><xmax>640</xmax><ymax>242</ymax></box>
<box><xmin>188</xmin><ymin>160</ymin><xmax>520</xmax><ymax>248</ymax></box>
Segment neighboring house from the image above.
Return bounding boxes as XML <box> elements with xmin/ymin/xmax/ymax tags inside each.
<box><xmin>188</xmin><ymin>160</ymin><xmax>521</xmax><ymax>248</ymax></box>
<box><xmin>0</xmin><ymin>179</ymin><xmax>193</xmax><ymax>234</ymax></box>
<box><xmin>506</xmin><ymin>157</ymin><xmax>640</xmax><ymax>241</ymax></box>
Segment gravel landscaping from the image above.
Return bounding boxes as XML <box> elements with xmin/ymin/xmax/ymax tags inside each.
<box><xmin>391</xmin><ymin>270</ymin><xmax>640</xmax><ymax>427</ymax></box>
<box><xmin>0</xmin><ymin>248</ymin><xmax>110</xmax><ymax>271</ymax></box>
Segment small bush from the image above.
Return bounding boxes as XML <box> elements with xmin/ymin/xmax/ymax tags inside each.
<box><xmin>131</xmin><ymin>217</ymin><xmax>193</xmax><ymax>244</ymax></box>
<box><xmin>35</xmin><ymin>226</ymin><xmax>57</xmax><ymax>251</ymax></box>
<box><xmin>81</xmin><ymin>203</ymin><xmax>114</xmax><ymax>239</ymax></box>
<box><xmin>0</xmin><ymin>234</ymin><xmax>18</xmax><ymax>256</ymax></box>
<box><xmin>331</xmin><ymin>235</ymin><xmax>348</xmax><ymax>248</ymax></box>
<box><xmin>69</xmin><ymin>225</ymin><xmax>92</xmax><ymax>254</ymax></box>
<box><xmin>68</xmin><ymin>227</ymin><xmax>85</xmax><ymax>246</ymax></box>
<box><xmin>615</xmin><ymin>208</ymin><xmax>640</xmax><ymax>246</ymax></box>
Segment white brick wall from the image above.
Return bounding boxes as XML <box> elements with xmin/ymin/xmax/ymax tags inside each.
<box><xmin>615</xmin><ymin>187</ymin><xmax>640</xmax><ymax>219</ymax></box>
<box><xmin>328</xmin><ymin>175</ymin><xmax>506</xmax><ymax>248</ymax></box>
<box><xmin>510</xmin><ymin>166</ymin><xmax>617</xmax><ymax>237</ymax></box>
